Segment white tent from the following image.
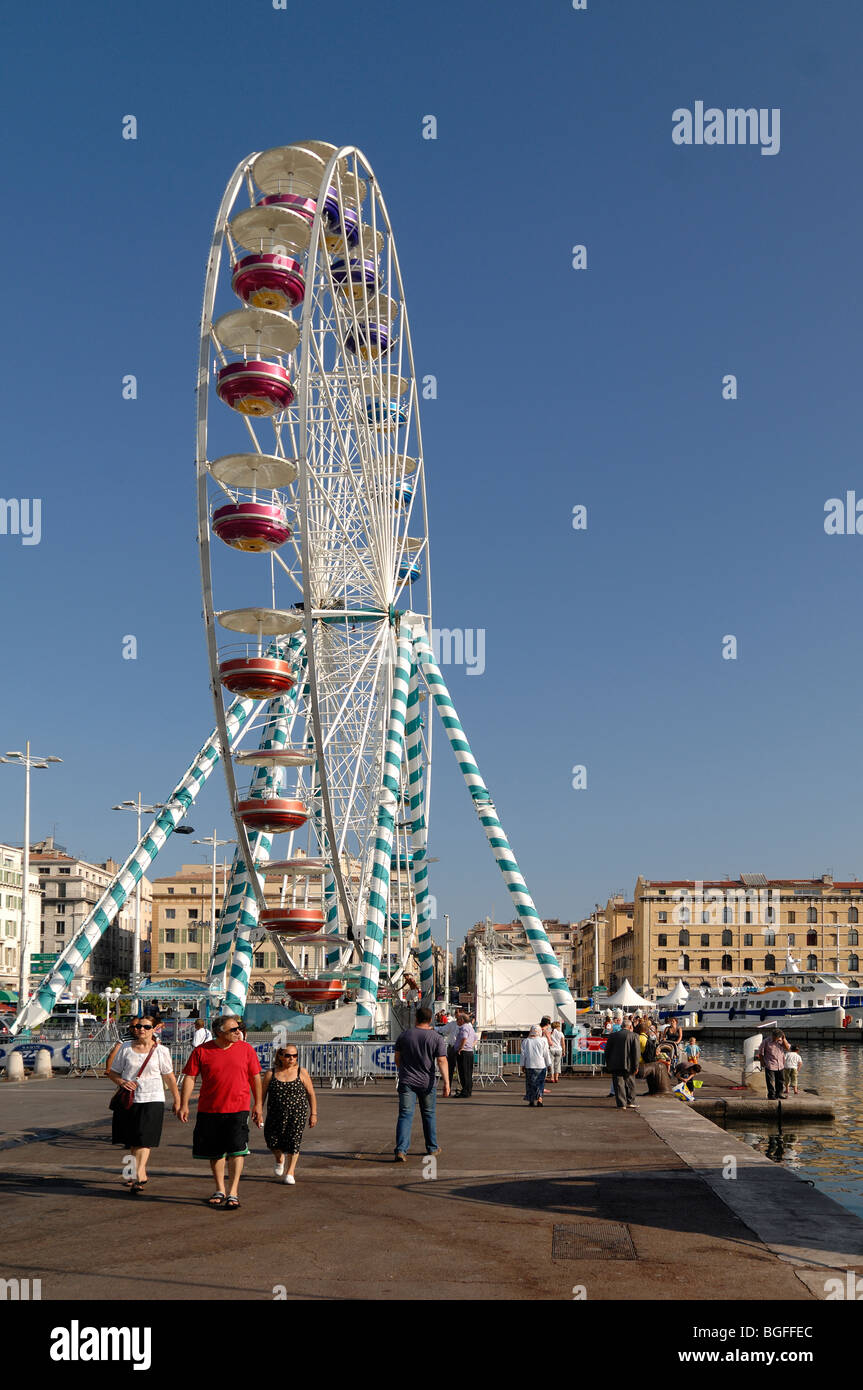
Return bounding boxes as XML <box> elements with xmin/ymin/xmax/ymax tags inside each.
<box><xmin>604</xmin><ymin>979</ymin><xmax>652</xmax><ymax>1010</ymax></box>
<box><xmin>656</xmin><ymin>980</ymin><xmax>689</xmax><ymax>1007</ymax></box>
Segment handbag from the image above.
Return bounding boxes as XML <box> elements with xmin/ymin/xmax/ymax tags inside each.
<box><xmin>109</xmin><ymin>1042</ymin><xmax>158</xmax><ymax>1111</ymax></box>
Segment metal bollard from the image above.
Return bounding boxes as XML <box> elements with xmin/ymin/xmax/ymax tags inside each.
<box><xmin>33</xmin><ymin>1049</ymin><xmax>52</xmax><ymax>1078</ymax></box>
<box><xmin>5</xmin><ymin>1050</ymin><xmax>25</xmax><ymax>1082</ymax></box>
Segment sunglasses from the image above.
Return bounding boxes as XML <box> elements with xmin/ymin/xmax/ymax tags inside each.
<box><xmin>278</xmin><ymin>1051</ymin><xmax>298</xmax><ymax>1059</ymax></box>
<box><xmin>131</xmin><ymin>1024</ymin><xmax>153</xmax><ymax>1030</ymax></box>
<box><xmin>224</xmin><ymin>1026</ymin><xmax>241</xmax><ymax>1033</ymax></box>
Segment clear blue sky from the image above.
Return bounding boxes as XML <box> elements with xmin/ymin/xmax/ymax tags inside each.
<box><xmin>2</xmin><ymin>0</ymin><xmax>862</xmax><ymax>946</ymax></box>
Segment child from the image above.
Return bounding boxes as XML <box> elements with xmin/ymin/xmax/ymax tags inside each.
<box><xmin>683</xmin><ymin>1035</ymin><xmax>701</xmax><ymax>1063</ymax></box>
<box><xmin>783</xmin><ymin>1045</ymin><xmax>802</xmax><ymax>1095</ymax></box>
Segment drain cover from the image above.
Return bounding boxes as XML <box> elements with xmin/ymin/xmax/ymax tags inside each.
<box><xmin>552</xmin><ymin>1222</ymin><xmax>636</xmax><ymax>1260</ymax></box>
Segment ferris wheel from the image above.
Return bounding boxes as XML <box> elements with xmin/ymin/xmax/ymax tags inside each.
<box><xmin>195</xmin><ymin>141</ymin><xmax>432</xmax><ymax>1007</ymax></box>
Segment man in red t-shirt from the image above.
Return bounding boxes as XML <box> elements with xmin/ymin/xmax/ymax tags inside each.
<box><xmin>179</xmin><ymin>1014</ymin><xmax>262</xmax><ymax>1209</ymax></box>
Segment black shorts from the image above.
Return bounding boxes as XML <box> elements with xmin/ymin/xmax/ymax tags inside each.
<box><xmin>193</xmin><ymin>1111</ymin><xmax>250</xmax><ymax>1160</ymax></box>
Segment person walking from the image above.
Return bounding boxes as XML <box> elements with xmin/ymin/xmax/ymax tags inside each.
<box><xmin>604</xmin><ymin>1017</ymin><xmax>640</xmax><ymax>1110</ymax></box>
<box><xmin>393</xmin><ymin>1006</ymin><xmax>450</xmax><ymax>1161</ymax></box>
<box><xmin>520</xmin><ymin>1024</ymin><xmax>552</xmax><ymax>1106</ymax></box>
<box><xmin>261</xmin><ymin>1044</ymin><xmax>317</xmax><ymax>1184</ymax></box>
<box><xmin>757</xmin><ymin>1027</ymin><xmax>790</xmax><ymax>1099</ymax></box>
<box><xmin>783</xmin><ymin>1045</ymin><xmax>803</xmax><ymax>1095</ymax></box>
<box><xmin>452</xmin><ymin>1009</ymin><xmax>477</xmax><ymax>1098</ymax></box>
<box><xmin>178</xmin><ymin>1014</ymin><xmax>263</xmax><ymax>1209</ymax></box>
<box><xmin>107</xmin><ymin>1016</ymin><xmax>180</xmax><ymax>1194</ymax></box>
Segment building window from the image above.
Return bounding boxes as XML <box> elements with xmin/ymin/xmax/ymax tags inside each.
<box><xmin>680</xmin><ymin>954</ymin><xmax>690</xmax><ymax>971</ymax></box>
<box><xmin>190</xmin><ymin>887</ymin><xmax>197</xmax><ymax>895</ymax></box>
<box><xmin>56</xmin><ymin>922</ymin><xmax>65</xmax><ymax>934</ymax></box>
<box><xmin>167</xmin><ymin>887</ymin><xmax>174</xmax><ymax>895</ymax></box>
<box><xmin>807</xmin><ymin>954</ymin><xmax>818</xmax><ymax>970</ymax></box>
<box><xmin>165</xmin><ymin>929</ymin><xmax>176</xmax><ymax>943</ymax></box>
<box><xmin>187</xmin><ymin>953</ymin><xmax>198</xmax><ymax>970</ymax></box>
<box><xmin>188</xmin><ymin>928</ymin><xmax>198</xmax><ymax>943</ymax></box>
<box><xmin>721</xmin><ymin>953</ymin><xmax>732</xmax><ymax>971</ymax></box>
<box><xmin>850</xmin><ymin>930</ymin><xmax>859</xmax><ymax>946</ymax></box>
<box><xmin>700</xmin><ymin>957</ymin><xmax>710</xmax><ymax>971</ymax></box>
<box><xmin>658</xmin><ymin>912</ymin><xmax>667</xmax><ymax>923</ymax></box>
<box><xmin>850</xmin><ymin>954</ymin><xmax>860</xmax><ymax>972</ymax></box>
<box><xmin>701</xmin><ymin>911</ymin><xmax>710</xmax><ymax>925</ymax></box>
<box><xmin>56</xmin><ymin>902</ymin><xmax>65</xmax><ymax>913</ymax></box>
<box><xmin>744</xmin><ymin>911</ymin><xmax>752</xmax><ymax>924</ymax></box>
<box><xmin>806</xmin><ymin>931</ymin><xmax>818</xmax><ymax>946</ymax></box>
<box><xmin>764</xmin><ymin>953</ymin><xmax>776</xmax><ymax>972</ymax></box>
<box><xmin>165</xmin><ymin>908</ymin><xmax>176</xmax><ymax>920</ymax></box>
<box><xmin>678</xmin><ymin>930</ymin><xmax>689</xmax><ymax>946</ymax></box>
<box><xmin>787</xmin><ymin>911</ymin><xmax>796</xmax><ymax>924</ymax></box>
<box><xmin>188</xmin><ymin>908</ymin><xmax>198</xmax><ymax>920</ymax></box>
<box><xmin>743</xmin><ymin>933</ymin><xmax>753</xmax><ymax>947</ymax></box>
<box><xmin>850</xmin><ymin>908</ymin><xmax>859</xmax><ymax>924</ymax></box>
<box><xmin>254</xmin><ymin>952</ymin><xmax>265</xmax><ymax>968</ymax></box>
<box><xmin>700</xmin><ymin>934</ymin><xmax>710</xmax><ymax>947</ymax></box>
<box><xmin>657</xmin><ymin>958</ymin><xmax>667</xmax><ymax>972</ymax></box>
<box><xmin>807</xmin><ymin>908</ymin><xmax>817</xmax><ymax>923</ymax></box>
<box><xmin>787</xmin><ymin>933</ymin><xmax>795</xmax><ymax>945</ymax></box>
<box><xmin>164</xmin><ymin>953</ymin><xmax>176</xmax><ymax>969</ymax></box>
<box><xmin>763</xmin><ymin>931</ymin><xmax>775</xmax><ymax>946</ymax></box>
<box><xmin>766</xmin><ymin>907</ymin><xmax>775</xmax><ymax>923</ymax></box>
<box><xmin>743</xmin><ymin>957</ymin><xmax>753</xmax><ymax>971</ymax></box>
<box><xmin>721</xmin><ymin>930</ymin><xmax>732</xmax><ymax>947</ymax></box>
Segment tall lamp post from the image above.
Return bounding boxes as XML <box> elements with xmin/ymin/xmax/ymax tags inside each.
<box><xmin>1</xmin><ymin>743</ymin><xmax>63</xmax><ymax>1008</ymax></box>
<box><xmin>192</xmin><ymin>829</ymin><xmax>235</xmax><ymax>975</ymax></box>
<box><xmin>111</xmin><ymin>795</ymin><xmax>167</xmax><ymax>996</ymax></box>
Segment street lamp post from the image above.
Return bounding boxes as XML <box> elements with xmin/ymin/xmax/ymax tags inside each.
<box><xmin>192</xmin><ymin>829</ymin><xmax>236</xmax><ymax>974</ymax></box>
<box><xmin>103</xmin><ymin>986</ymin><xmax>121</xmax><ymax>1028</ymax></box>
<box><xmin>112</xmin><ymin>795</ymin><xmax>167</xmax><ymax>997</ymax></box>
<box><xmin>1</xmin><ymin>742</ymin><xmax>63</xmax><ymax>1008</ymax></box>
<box><xmin>444</xmin><ymin>913</ymin><xmax>451</xmax><ymax>1010</ymax></box>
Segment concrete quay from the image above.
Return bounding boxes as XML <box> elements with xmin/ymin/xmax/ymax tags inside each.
<box><xmin>1</xmin><ymin>1073</ymin><xmax>861</xmax><ymax>1302</ymax></box>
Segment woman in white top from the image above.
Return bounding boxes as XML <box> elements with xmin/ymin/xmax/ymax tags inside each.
<box><xmin>548</xmin><ymin>1019</ymin><xmax>565</xmax><ymax>1084</ymax></box>
<box><xmin>520</xmin><ymin>1025</ymin><xmax>552</xmax><ymax>1107</ymax></box>
<box><xmin>106</xmin><ymin>1016</ymin><xmax>180</xmax><ymax>1193</ymax></box>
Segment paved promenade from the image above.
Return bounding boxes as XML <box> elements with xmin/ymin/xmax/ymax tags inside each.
<box><xmin>2</xmin><ymin>1073</ymin><xmax>862</xmax><ymax>1301</ymax></box>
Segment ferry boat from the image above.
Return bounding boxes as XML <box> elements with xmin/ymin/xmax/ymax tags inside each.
<box><xmin>659</xmin><ymin>954</ymin><xmax>862</xmax><ymax>1030</ymax></box>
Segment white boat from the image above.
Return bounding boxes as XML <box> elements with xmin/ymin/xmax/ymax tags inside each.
<box><xmin>660</xmin><ymin>954</ymin><xmax>862</xmax><ymax>1030</ymax></box>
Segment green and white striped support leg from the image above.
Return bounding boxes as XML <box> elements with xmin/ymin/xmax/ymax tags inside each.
<box><xmin>209</xmin><ymin>640</ymin><xmax>305</xmax><ymax>995</ymax></box>
<box><xmin>10</xmin><ymin>690</ymin><xmax>260</xmax><ymax>1035</ymax></box>
<box><xmin>351</xmin><ymin>628</ymin><xmax>414</xmax><ymax>1039</ymax></box>
<box><xmin>405</xmin><ymin>662</ymin><xmax>434</xmax><ymax>1002</ymax></box>
<box><xmin>407</xmin><ymin>616</ymin><xmax>579</xmax><ymax>1029</ymax></box>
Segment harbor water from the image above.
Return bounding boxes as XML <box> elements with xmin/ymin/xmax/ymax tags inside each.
<box><xmin>705</xmin><ymin>1037</ymin><xmax>863</xmax><ymax>1220</ymax></box>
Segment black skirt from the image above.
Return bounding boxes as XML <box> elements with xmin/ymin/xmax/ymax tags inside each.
<box><xmin>111</xmin><ymin>1101</ymin><xmax>166</xmax><ymax>1149</ymax></box>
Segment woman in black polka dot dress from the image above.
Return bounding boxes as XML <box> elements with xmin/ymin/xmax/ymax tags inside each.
<box><xmin>261</xmin><ymin>1046</ymin><xmax>317</xmax><ymax>1184</ymax></box>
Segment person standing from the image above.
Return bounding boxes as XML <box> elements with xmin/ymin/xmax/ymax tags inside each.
<box><xmin>757</xmin><ymin>1027</ymin><xmax>790</xmax><ymax>1099</ymax></box>
<box><xmin>453</xmin><ymin>1009</ymin><xmax>477</xmax><ymax>1098</ymax></box>
<box><xmin>261</xmin><ymin>1045</ymin><xmax>317</xmax><ymax>1184</ymax></box>
<box><xmin>437</xmin><ymin>1012</ymin><xmax>460</xmax><ymax>1096</ymax></box>
<box><xmin>683</xmin><ymin>1035</ymin><xmax>701</xmax><ymax>1064</ymax></box>
<box><xmin>548</xmin><ymin>1019</ymin><xmax>565</xmax><ymax>1084</ymax></box>
<box><xmin>107</xmin><ymin>1016</ymin><xmax>180</xmax><ymax>1194</ymax></box>
<box><xmin>520</xmin><ymin>1025</ymin><xmax>552</xmax><ymax>1106</ymax></box>
<box><xmin>784</xmin><ymin>1045</ymin><xmax>803</xmax><ymax>1095</ymax></box>
<box><xmin>178</xmin><ymin>1014</ymin><xmax>263</xmax><ymax>1209</ymax></box>
<box><xmin>192</xmin><ymin>1017</ymin><xmax>212</xmax><ymax>1047</ymax></box>
<box><xmin>604</xmin><ymin>1017</ymin><xmax>640</xmax><ymax>1110</ymax></box>
<box><xmin>393</xmin><ymin>1006</ymin><xmax>449</xmax><ymax>1161</ymax></box>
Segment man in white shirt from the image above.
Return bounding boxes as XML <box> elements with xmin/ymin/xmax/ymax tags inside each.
<box><xmin>453</xmin><ymin>1010</ymin><xmax>477</xmax><ymax>1098</ymax></box>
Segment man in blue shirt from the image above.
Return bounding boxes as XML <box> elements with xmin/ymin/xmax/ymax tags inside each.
<box><xmin>393</xmin><ymin>1006</ymin><xmax>450</xmax><ymax>1161</ymax></box>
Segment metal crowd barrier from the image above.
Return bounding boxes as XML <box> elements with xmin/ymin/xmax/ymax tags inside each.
<box><xmin>474</xmin><ymin>1041</ymin><xmax>506</xmax><ymax>1087</ymax></box>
